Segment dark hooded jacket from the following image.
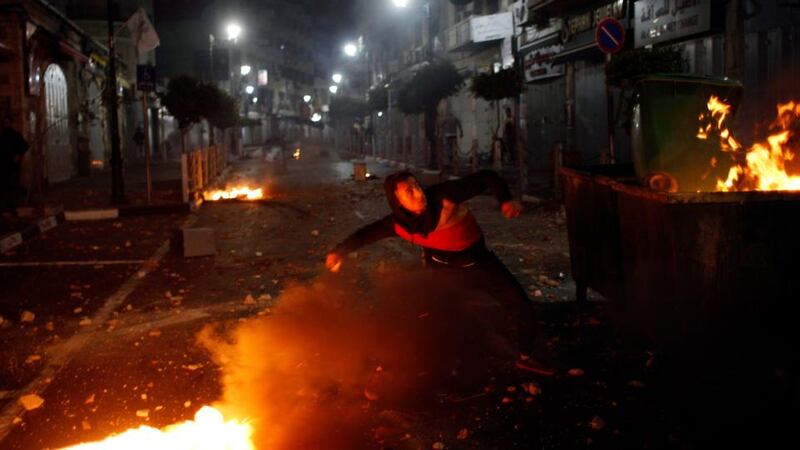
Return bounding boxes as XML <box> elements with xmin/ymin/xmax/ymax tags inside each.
<box><xmin>332</xmin><ymin>170</ymin><xmax>513</xmax><ymax>256</ymax></box>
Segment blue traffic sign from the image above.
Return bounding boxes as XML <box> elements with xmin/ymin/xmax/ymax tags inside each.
<box><xmin>595</xmin><ymin>18</ymin><xmax>626</xmax><ymax>54</ymax></box>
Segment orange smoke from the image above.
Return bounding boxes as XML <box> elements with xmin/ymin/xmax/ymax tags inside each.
<box><xmin>199</xmin><ymin>268</ymin><xmax>514</xmax><ymax>449</ymax></box>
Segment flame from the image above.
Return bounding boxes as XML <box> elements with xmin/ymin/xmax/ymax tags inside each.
<box><xmin>292</xmin><ymin>148</ymin><xmax>301</xmax><ymax>160</ymax></box>
<box><xmin>204</xmin><ymin>186</ymin><xmax>265</xmax><ymax>201</ymax></box>
<box><xmin>698</xmin><ymin>97</ymin><xmax>800</xmax><ymax>191</ymax></box>
<box><xmin>61</xmin><ymin>406</ymin><xmax>254</xmax><ymax>450</ymax></box>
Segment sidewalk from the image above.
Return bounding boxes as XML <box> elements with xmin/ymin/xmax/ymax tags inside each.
<box><xmin>30</xmin><ymin>161</ymin><xmax>184</xmax><ymax>211</ymax></box>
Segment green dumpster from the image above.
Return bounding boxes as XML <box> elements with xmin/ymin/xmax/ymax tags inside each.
<box><xmin>631</xmin><ymin>74</ymin><xmax>743</xmax><ymax>192</ymax></box>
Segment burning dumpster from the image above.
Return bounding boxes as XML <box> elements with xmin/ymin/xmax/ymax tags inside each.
<box><xmin>563</xmin><ymin>77</ymin><xmax>800</xmax><ymax>367</ymax></box>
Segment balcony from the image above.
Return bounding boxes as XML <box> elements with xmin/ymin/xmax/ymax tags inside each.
<box><xmin>529</xmin><ymin>0</ymin><xmax>599</xmax><ymax>14</ymax></box>
<box><xmin>444</xmin><ymin>12</ymin><xmax>513</xmax><ymax>53</ymax></box>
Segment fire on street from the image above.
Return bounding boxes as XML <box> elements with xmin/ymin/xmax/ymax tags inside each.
<box><xmin>2</xmin><ymin>0</ymin><xmax>799</xmax><ymax>449</ymax></box>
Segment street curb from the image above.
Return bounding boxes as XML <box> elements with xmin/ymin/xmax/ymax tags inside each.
<box><xmin>62</xmin><ymin>203</ymin><xmax>191</xmax><ymax>222</ymax></box>
<box><xmin>0</xmin><ymin>212</ymin><xmax>66</xmax><ymax>254</ymax></box>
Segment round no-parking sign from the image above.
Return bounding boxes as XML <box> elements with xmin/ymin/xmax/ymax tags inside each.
<box><xmin>595</xmin><ymin>18</ymin><xmax>626</xmax><ymax>54</ymax></box>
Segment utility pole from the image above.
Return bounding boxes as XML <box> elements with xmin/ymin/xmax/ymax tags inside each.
<box><xmin>107</xmin><ymin>0</ymin><xmax>125</xmax><ymax>204</ymax></box>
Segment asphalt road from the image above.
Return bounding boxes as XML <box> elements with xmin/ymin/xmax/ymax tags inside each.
<box><xmin>0</xmin><ymin>149</ymin><xmax>791</xmax><ymax>449</ymax></box>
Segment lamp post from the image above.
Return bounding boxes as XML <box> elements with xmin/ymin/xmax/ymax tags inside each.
<box><xmin>107</xmin><ymin>0</ymin><xmax>125</xmax><ymax>204</ymax></box>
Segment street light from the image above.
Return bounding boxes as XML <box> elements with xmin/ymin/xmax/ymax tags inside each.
<box><xmin>378</xmin><ymin>111</ymin><xmax>384</xmax><ymax>117</ymax></box>
<box><xmin>226</xmin><ymin>23</ymin><xmax>242</xmax><ymax>42</ymax></box>
<box><xmin>245</xmin><ymin>85</ymin><xmax>255</xmax><ymax>94</ymax></box>
<box><xmin>332</xmin><ymin>73</ymin><xmax>343</xmax><ymax>84</ymax></box>
<box><xmin>252</xmin><ymin>97</ymin><xmax>258</xmax><ymax>104</ymax></box>
<box><xmin>303</xmin><ymin>95</ymin><xmax>312</xmax><ymax>103</ymax></box>
<box><xmin>311</xmin><ymin>113</ymin><xmax>322</xmax><ymax>123</ymax></box>
<box><xmin>343</xmin><ymin>42</ymin><xmax>357</xmax><ymax>57</ymax></box>
<box><xmin>329</xmin><ymin>85</ymin><xmax>339</xmax><ymax>94</ymax></box>
<box><xmin>240</xmin><ymin>65</ymin><xmax>252</xmax><ymax>76</ymax></box>
<box><xmin>393</xmin><ymin>0</ymin><xmax>410</xmax><ymax>7</ymax></box>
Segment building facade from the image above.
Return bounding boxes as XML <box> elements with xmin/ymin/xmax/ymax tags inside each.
<box><xmin>0</xmin><ymin>0</ymin><xmax>113</xmax><ymax>190</ymax></box>
<box><xmin>354</xmin><ymin>0</ymin><xmax>800</xmax><ymax>194</ymax></box>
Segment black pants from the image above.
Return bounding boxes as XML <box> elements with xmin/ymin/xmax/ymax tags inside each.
<box><xmin>424</xmin><ymin>247</ymin><xmax>538</xmax><ymax>355</ymax></box>
<box><xmin>0</xmin><ymin>165</ymin><xmax>21</xmax><ymax>210</ymax></box>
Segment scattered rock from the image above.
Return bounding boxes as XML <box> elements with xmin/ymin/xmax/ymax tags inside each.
<box><xmin>148</xmin><ymin>329</ymin><xmax>162</xmax><ymax>337</ymax></box>
<box><xmin>590</xmin><ymin>416</ymin><xmax>606</xmax><ymax>431</ymax></box>
<box><xmin>79</xmin><ymin>318</ymin><xmax>92</xmax><ymax>326</ymax></box>
<box><xmin>243</xmin><ymin>294</ymin><xmax>256</xmax><ymax>305</ymax></box>
<box><xmin>19</xmin><ymin>394</ymin><xmax>44</xmax><ymax>411</ymax></box>
<box><xmin>136</xmin><ymin>409</ymin><xmax>149</xmax><ymax>418</ymax></box>
<box><xmin>432</xmin><ymin>442</ymin><xmax>445</xmax><ymax>450</ymax></box>
<box><xmin>20</xmin><ymin>311</ymin><xmax>35</xmax><ymax>323</ymax></box>
<box><xmin>311</xmin><ymin>229</ymin><xmax>320</xmax><ymax>236</ymax></box>
<box><xmin>521</xmin><ymin>382</ymin><xmax>542</xmax><ymax>396</ymax></box>
<box><xmin>457</xmin><ymin>428</ymin><xmax>469</xmax><ymax>440</ymax></box>
<box><xmin>24</xmin><ymin>355</ymin><xmax>41</xmax><ymax>364</ymax></box>
<box><xmin>85</xmin><ymin>394</ymin><xmax>95</xmax><ymax>404</ymax></box>
<box><xmin>568</xmin><ymin>368</ymin><xmax>585</xmax><ymax>377</ymax></box>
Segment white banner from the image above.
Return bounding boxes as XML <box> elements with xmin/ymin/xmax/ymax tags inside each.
<box><xmin>471</xmin><ymin>12</ymin><xmax>514</xmax><ymax>43</ymax></box>
<box><xmin>524</xmin><ymin>44</ymin><xmax>564</xmax><ymax>82</ymax></box>
<box><xmin>634</xmin><ymin>0</ymin><xmax>711</xmax><ymax>48</ymax></box>
<box><xmin>126</xmin><ymin>8</ymin><xmax>160</xmax><ymax>54</ymax></box>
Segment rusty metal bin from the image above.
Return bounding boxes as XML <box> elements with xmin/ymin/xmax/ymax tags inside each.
<box><xmin>562</xmin><ymin>165</ymin><xmax>800</xmax><ymax>367</ymax></box>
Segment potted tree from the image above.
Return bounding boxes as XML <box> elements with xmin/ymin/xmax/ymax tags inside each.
<box><xmin>469</xmin><ymin>67</ymin><xmax>524</xmax><ymax>168</ymax></box>
<box><xmin>396</xmin><ymin>60</ymin><xmax>464</xmax><ymax>170</ymax></box>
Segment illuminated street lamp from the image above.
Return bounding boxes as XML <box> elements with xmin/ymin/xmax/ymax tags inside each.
<box><xmin>252</xmin><ymin>97</ymin><xmax>258</xmax><ymax>104</ymax></box>
<box><xmin>240</xmin><ymin>65</ymin><xmax>252</xmax><ymax>76</ymax></box>
<box><xmin>303</xmin><ymin>95</ymin><xmax>312</xmax><ymax>103</ymax></box>
<box><xmin>343</xmin><ymin>42</ymin><xmax>357</xmax><ymax>57</ymax></box>
<box><xmin>226</xmin><ymin>22</ymin><xmax>242</xmax><ymax>42</ymax></box>
<box><xmin>329</xmin><ymin>85</ymin><xmax>339</xmax><ymax>94</ymax></box>
<box><xmin>245</xmin><ymin>85</ymin><xmax>255</xmax><ymax>94</ymax></box>
<box><xmin>378</xmin><ymin>111</ymin><xmax>384</xmax><ymax>117</ymax></box>
<box><xmin>311</xmin><ymin>113</ymin><xmax>322</xmax><ymax>123</ymax></box>
<box><xmin>393</xmin><ymin>0</ymin><xmax>409</xmax><ymax>7</ymax></box>
<box><xmin>332</xmin><ymin>73</ymin><xmax>343</xmax><ymax>84</ymax></box>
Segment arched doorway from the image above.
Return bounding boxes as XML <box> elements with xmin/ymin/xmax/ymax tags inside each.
<box><xmin>44</xmin><ymin>64</ymin><xmax>72</xmax><ymax>182</ymax></box>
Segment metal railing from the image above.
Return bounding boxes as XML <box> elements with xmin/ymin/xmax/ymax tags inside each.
<box><xmin>180</xmin><ymin>145</ymin><xmax>228</xmax><ymax>203</ymax></box>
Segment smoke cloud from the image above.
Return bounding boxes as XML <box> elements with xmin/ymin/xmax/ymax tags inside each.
<box><xmin>199</xmin><ymin>266</ymin><xmax>516</xmax><ymax>449</ymax></box>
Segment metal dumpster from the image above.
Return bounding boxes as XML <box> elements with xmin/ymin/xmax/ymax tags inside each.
<box><xmin>562</xmin><ymin>165</ymin><xmax>800</xmax><ymax>366</ymax></box>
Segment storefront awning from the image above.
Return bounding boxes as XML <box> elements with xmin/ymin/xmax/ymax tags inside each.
<box><xmin>58</xmin><ymin>41</ymin><xmax>90</xmax><ymax>64</ymax></box>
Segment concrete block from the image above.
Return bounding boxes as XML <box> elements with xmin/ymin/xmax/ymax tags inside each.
<box><xmin>172</xmin><ymin>227</ymin><xmax>216</xmax><ymax>258</ymax></box>
<box><xmin>417</xmin><ymin>170</ymin><xmax>442</xmax><ymax>186</ymax></box>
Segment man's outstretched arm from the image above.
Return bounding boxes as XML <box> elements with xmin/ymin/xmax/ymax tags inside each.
<box><xmin>326</xmin><ymin>215</ymin><xmax>395</xmax><ymax>271</ymax></box>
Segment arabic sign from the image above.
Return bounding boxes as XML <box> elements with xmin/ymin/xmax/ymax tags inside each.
<box><xmin>634</xmin><ymin>0</ymin><xmax>711</xmax><ymax>48</ymax></box>
<box><xmin>523</xmin><ymin>44</ymin><xmax>564</xmax><ymax>82</ymax></box>
<box><xmin>471</xmin><ymin>12</ymin><xmax>514</xmax><ymax>43</ymax></box>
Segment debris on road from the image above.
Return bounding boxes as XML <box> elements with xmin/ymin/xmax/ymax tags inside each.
<box><xmin>590</xmin><ymin>415</ymin><xmax>606</xmax><ymax>431</ymax></box>
<box><xmin>20</xmin><ymin>310</ymin><xmax>35</xmax><ymax>323</ymax></box>
<box><xmin>19</xmin><ymin>394</ymin><xmax>44</xmax><ymax>411</ymax></box>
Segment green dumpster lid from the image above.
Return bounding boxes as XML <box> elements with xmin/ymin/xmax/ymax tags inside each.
<box><xmin>635</xmin><ymin>73</ymin><xmax>743</xmax><ymax>89</ymax></box>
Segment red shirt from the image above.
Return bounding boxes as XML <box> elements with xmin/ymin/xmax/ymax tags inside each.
<box><xmin>394</xmin><ymin>211</ymin><xmax>483</xmax><ymax>252</ymax></box>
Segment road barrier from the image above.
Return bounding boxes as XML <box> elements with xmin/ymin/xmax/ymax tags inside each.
<box><xmin>180</xmin><ymin>145</ymin><xmax>228</xmax><ymax>203</ymax></box>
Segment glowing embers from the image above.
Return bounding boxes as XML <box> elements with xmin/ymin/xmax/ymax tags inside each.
<box><xmin>697</xmin><ymin>96</ymin><xmax>800</xmax><ymax>191</ymax></box>
<box><xmin>203</xmin><ymin>186</ymin><xmax>265</xmax><ymax>201</ymax></box>
<box><xmin>61</xmin><ymin>406</ymin><xmax>254</xmax><ymax>450</ymax></box>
